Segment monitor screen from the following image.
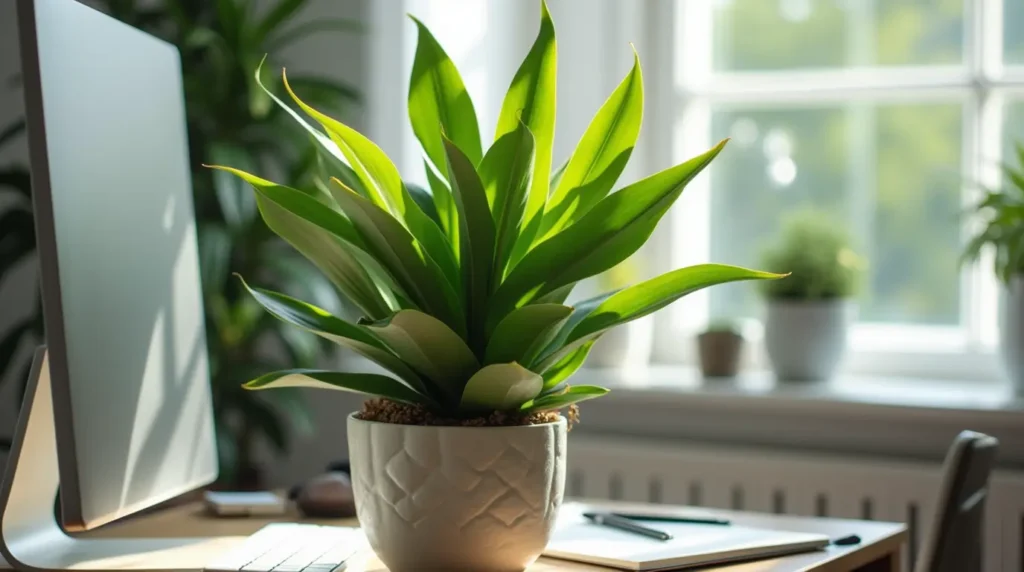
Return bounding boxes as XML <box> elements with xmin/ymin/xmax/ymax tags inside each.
<box><xmin>18</xmin><ymin>0</ymin><xmax>218</xmax><ymax>530</ymax></box>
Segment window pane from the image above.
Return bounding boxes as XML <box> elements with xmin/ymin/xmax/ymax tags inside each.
<box><xmin>1008</xmin><ymin>102</ymin><xmax>1024</xmax><ymax>148</ymax></box>
<box><xmin>1006</xmin><ymin>0</ymin><xmax>1024</xmax><ymax>64</ymax></box>
<box><xmin>707</xmin><ymin>102</ymin><xmax>963</xmax><ymax>326</ymax></box>
<box><xmin>711</xmin><ymin>0</ymin><xmax>964</xmax><ymax>71</ymax></box>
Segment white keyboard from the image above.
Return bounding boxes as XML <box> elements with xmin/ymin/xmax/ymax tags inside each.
<box><xmin>205</xmin><ymin>523</ymin><xmax>365</xmax><ymax>572</ymax></box>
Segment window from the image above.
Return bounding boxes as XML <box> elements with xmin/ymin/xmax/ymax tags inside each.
<box><xmin>654</xmin><ymin>0</ymin><xmax>1023</xmax><ymax>379</ymax></box>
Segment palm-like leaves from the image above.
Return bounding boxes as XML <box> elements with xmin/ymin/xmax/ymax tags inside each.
<box><xmin>215</xmin><ymin>1</ymin><xmax>785</xmax><ymax>417</ymax></box>
<box><xmin>964</xmin><ymin>143</ymin><xmax>1024</xmax><ymax>284</ymax></box>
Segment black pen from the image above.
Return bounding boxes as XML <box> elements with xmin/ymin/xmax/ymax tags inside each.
<box><xmin>583</xmin><ymin>512</ymin><xmax>673</xmax><ymax>541</ymax></box>
<box><xmin>612</xmin><ymin>512</ymin><xmax>731</xmax><ymax>526</ymax></box>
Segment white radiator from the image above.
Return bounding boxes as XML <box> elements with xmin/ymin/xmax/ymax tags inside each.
<box><xmin>567</xmin><ymin>435</ymin><xmax>1024</xmax><ymax>571</ymax></box>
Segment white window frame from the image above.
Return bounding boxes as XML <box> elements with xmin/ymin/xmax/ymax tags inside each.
<box><xmin>646</xmin><ymin>0</ymin><xmax>1023</xmax><ymax>381</ymax></box>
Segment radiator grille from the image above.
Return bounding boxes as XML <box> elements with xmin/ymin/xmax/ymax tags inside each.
<box><xmin>567</xmin><ymin>435</ymin><xmax>1024</xmax><ymax>572</ymax></box>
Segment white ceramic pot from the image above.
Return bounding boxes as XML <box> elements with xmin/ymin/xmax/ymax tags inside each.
<box><xmin>1001</xmin><ymin>276</ymin><xmax>1024</xmax><ymax>393</ymax></box>
<box><xmin>765</xmin><ymin>300</ymin><xmax>850</xmax><ymax>381</ymax></box>
<box><xmin>347</xmin><ymin>414</ymin><xmax>567</xmax><ymax>572</ymax></box>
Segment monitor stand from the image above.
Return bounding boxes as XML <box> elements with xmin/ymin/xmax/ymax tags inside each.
<box><xmin>0</xmin><ymin>348</ymin><xmax>242</xmax><ymax>571</ymax></box>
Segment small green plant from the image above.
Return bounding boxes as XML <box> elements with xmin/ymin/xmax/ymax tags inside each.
<box><xmin>759</xmin><ymin>211</ymin><xmax>863</xmax><ymax>301</ymax></box>
<box><xmin>215</xmin><ymin>2</ymin><xmax>784</xmax><ymax>419</ymax></box>
<box><xmin>963</xmin><ymin>143</ymin><xmax>1024</xmax><ymax>285</ymax></box>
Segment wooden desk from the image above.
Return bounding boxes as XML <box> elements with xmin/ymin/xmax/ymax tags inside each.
<box><xmin>88</xmin><ymin>498</ymin><xmax>907</xmax><ymax>571</ymax></box>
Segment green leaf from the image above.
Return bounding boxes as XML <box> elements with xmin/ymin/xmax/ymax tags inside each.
<box><xmin>490</xmin><ymin>140</ymin><xmax>729</xmax><ymax>326</ymax></box>
<box><xmin>408</xmin><ymin>16</ymin><xmax>482</xmax><ymax>174</ymax></box>
<box><xmin>443</xmin><ymin>137</ymin><xmax>496</xmax><ymax>351</ymax></box>
<box><xmin>480</xmin><ymin>122</ymin><xmax>535</xmax><ymax>283</ymax></box>
<box><xmin>209</xmin><ymin>166</ymin><xmax>393</xmax><ymax>319</ymax></box>
<box><xmin>284</xmin><ymin>71</ymin><xmax>460</xmax><ymax>301</ymax></box>
<box><xmin>209</xmin><ymin>145</ymin><xmax>258</xmax><ymax>229</ymax></box>
<box><xmin>407</xmin><ymin>182</ymin><xmax>440</xmax><ymax>226</ymax></box>
<box><xmin>329</xmin><ymin>180</ymin><xmax>464</xmax><ymax>333</ymax></box>
<box><xmin>238</xmin><ymin>277</ymin><xmax>430</xmax><ymax>397</ymax></box>
<box><xmin>244</xmin><ymin>369</ymin><xmax>426</xmax><ymax>406</ymax></box>
<box><xmin>198</xmin><ymin>223</ymin><xmax>232</xmax><ymax>297</ymax></box>
<box><xmin>368</xmin><ymin>310</ymin><xmax>480</xmax><ymax>401</ymax></box>
<box><xmin>495</xmin><ymin>0</ymin><xmax>557</xmax><ymax>266</ymax></box>
<box><xmin>460</xmin><ymin>363</ymin><xmax>543</xmax><ymax>413</ymax></box>
<box><xmin>554</xmin><ymin>264</ymin><xmax>785</xmax><ymax>361</ymax></box>
<box><xmin>425</xmin><ymin>161</ymin><xmax>459</xmax><ymax>253</ymax></box>
<box><xmin>539</xmin><ymin>51</ymin><xmax>643</xmax><ymax>241</ymax></box>
<box><xmin>485</xmin><ymin>303</ymin><xmax>572</xmax><ymax>366</ymax></box>
<box><xmin>285</xmin><ymin>75</ymin><xmax>361</xmax><ymax>107</ymax></box>
<box><xmin>284</xmin><ymin>70</ymin><xmax>410</xmax><ymax>218</ymax></box>
<box><xmin>521</xmin><ymin>385</ymin><xmax>609</xmax><ymax>412</ymax></box>
<box><xmin>540</xmin><ymin>340</ymin><xmax>595</xmax><ymax>391</ymax></box>
<box><xmin>253</xmin><ymin>58</ymin><xmax>367</xmax><ymax>197</ymax></box>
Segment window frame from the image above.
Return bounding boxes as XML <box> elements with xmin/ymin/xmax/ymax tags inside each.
<box><xmin>648</xmin><ymin>0</ymin><xmax>1021</xmax><ymax>381</ymax></box>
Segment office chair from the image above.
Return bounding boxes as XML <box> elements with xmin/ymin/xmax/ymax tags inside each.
<box><xmin>914</xmin><ymin>430</ymin><xmax>999</xmax><ymax>572</ymax></box>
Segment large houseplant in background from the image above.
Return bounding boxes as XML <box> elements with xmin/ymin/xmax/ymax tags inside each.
<box><xmin>760</xmin><ymin>211</ymin><xmax>863</xmax><ymax>381</ymax></box>
<box><xmin>964</xmin><ymin>143</ymin><xmax>1024</xmax><ymax>393</ymax></box>
<box><xmin>0</xmin><ymin>118</ymin><xmax>42</xmax><ymax>452</ymax></box>
<box><xmin>97</xmin><ymin>0</ymin><xmax>361</xmax><ymax>487</ymax></box>
<box><xmin>216</xmin><ymin>2</ymin><xmax>784</xmax><ymax>570</ymax></box>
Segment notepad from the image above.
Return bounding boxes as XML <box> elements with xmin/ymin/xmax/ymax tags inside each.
<box><xmin>544</xmin><ymin>508</ymin><xmax>829</xmax><ymax>571</ymax></box>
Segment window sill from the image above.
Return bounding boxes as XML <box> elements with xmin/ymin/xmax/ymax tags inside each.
<box><xmin>567</xmin><ymin>365</ymin><xmax>1024</xmax><ymax>468</ymax></box>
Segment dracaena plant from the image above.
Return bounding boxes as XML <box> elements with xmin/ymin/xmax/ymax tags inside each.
<box><xmin>213</xmin><ymin>2</ymin><xmax>784</xmax><ymax>418</ymax></box>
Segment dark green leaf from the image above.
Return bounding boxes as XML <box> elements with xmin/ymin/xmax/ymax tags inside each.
<box><xmin>443</xmin><ymin>137</ymin><xmax>495</xmax><ymax>350</ymax></box>
<box><xmin>255</xmin><ymin>0</ymin><xmax>308</xmax><ymax>43</ymax></box>
<box><xmin>485</xmin><ymin>303</ymin><xmax>571</xmax><ymax>366</ymax></box>
<box><xmin>328</xmin><ymin>180</ymin><xmax>464</xmax><ymax>334</ymax></box>
<box><xmin>480</xmin><ymin>122</ymin><xmax>535</xmax><ymax>283</ymax></box>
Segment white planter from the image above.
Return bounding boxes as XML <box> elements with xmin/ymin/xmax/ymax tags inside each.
<box><xmin>765</xmin><ymin>300</ymin><xmax>850</xmax><ymax>381</ymax></box>
<box><xmin>347</xmin><ymin>414</ymin><xmax>567</xmax><ymax>572</ymax></box>
<box><xmin>1001</xmin><ymin>276</ymin><xmax>1024</xmax><ymax>393</ymax></box>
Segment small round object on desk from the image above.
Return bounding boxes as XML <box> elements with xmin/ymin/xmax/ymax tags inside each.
<box><xmin>296</xmin><ymin>472</ymin><xmax>356</xmax><ymax>518</ymax></box>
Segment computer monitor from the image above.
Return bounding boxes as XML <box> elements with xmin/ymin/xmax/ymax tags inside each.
<box><xmin>12</xmin><ymin>0</ymin><xmax>217</xmax><ymax>531</ymax></box>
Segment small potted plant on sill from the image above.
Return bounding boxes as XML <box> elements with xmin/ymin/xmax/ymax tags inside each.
<box><xmin>759</xmin><ymin>211</ymin><xmax>863</xmax><ymax>382</ymax></box>
<box><xmin>212</xmin><ymin>3</ymin><xmax>784</xmax><ymax>570</ymax></box>
<box><xmin>697</xmin><ymin>320</ymin><xmax>744</xmax><ymax>378</ymax></box>
<box><xmin>963</xmin><ymin>143</ymin><xmax>1024</xmax><ymax>393</ymax></box>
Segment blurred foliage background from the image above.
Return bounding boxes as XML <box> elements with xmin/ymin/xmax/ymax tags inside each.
<box><xmin>0</xmin><ymin>0</ymin><xmax>361</xmax><ymax>486</ymax></box>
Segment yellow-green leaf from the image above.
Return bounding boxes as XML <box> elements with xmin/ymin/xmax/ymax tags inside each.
<box><xmin>538</xmin><ymin>51</ymin><xmax>643</xmax><ymax>242</ymax></box>
<box><xmin>521</xmin><ymin>385</ymin><xmax>608</xmax><ymax>412</ymax></box>
<box><xmin>408</xmin><ymin>17</ymin><xmax>482</xmax><ymax>173</ymax></box>
<box><xmin>461</xmin><ymin>363</ymin><xmax>543</xmax><ymax>412</ymax></box>
<box><xmin>496</xmin><ymin>0</ymin><xmax>556</xmax><ymax>268</ymax></box>
<box><xmin>489</xmin><ymin>140</ymin><xmax>729</xmax><ymax>327</ymax></box>
<box><xmin>540</xmin><ymin>340</ymin><xmax>594</xmax><ymax>391</ymax></box>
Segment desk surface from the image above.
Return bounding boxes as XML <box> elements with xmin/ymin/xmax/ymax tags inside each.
<box><xmin>88</xmin><ymin>498</ymin><xmax>907</xmax><ymax>571</ymax></box>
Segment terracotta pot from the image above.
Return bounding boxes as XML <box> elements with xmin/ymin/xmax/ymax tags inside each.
<box><xmin>347</xmin><ymin>414</ymin><xmax>566</xmax><ymax>572</ymax></box>
<box><xmin>697</xmin><ymin>331</ymin><xmax>744</xmax><ymax>378</ymax></box>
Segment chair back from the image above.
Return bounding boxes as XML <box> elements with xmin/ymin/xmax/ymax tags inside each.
<box><xmin>914</xmin><ymin>430</ymin><xmax>998</xmax><ymax>572</ymax></box>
